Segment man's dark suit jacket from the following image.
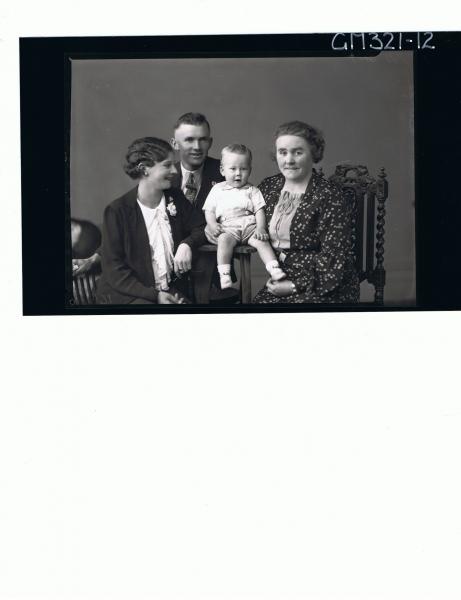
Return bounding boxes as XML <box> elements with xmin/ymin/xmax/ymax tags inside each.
<box><xmin>172</xmin><ymin>156</ymin><xmax>223</xmax><ymax>209</ymax></box>
<box><xmin>96</xmin><ymin>186</ymin><xmax>206</xmax><ymax>304</ymax></box>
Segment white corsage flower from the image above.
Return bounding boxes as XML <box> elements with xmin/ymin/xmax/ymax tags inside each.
<box><xmin>167</xmin><ymin>202</ymin><xmax>177</xmax><ymax>216</ymax></box>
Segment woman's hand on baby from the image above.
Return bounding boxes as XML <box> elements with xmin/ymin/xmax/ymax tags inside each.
<box><xmin>158</xmin><ymin>291</ymin><xmax>185</xmax><ymax>304</ymax></box>
<box><xmin>266</xmin><ymin>278</ymin><xmax>294</xmax><ymax>297</ymax></box>
<box><xmin>253</xmin><ymin>228</ymin><xmax>269</xmax><ymax>241</ymax></box>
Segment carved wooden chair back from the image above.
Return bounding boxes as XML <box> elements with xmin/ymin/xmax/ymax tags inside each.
<box><xmin>328</xmin><ymin>164</ymin><xmax>388</xmax><ymax>305</ymax></box>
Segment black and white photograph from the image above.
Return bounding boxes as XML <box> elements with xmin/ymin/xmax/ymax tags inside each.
<box><xmin>69</xmin><ymin>51</ymin><xmax>414</xmax><ymax>309</ymax></box>
<box><xmin>19</xmin><ymin>31</ymin><xmax>461</xmax><ymax>313</ymax></box>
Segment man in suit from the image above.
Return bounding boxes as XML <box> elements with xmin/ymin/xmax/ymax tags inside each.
<box><xmin>170</xmin><ymin>112</ymin><xmax>223</xmax><ymax>211</ymax></box>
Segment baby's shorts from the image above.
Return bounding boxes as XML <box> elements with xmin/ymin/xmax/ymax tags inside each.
<box><xmin>220</xmin><ymin>215</ymin><xmax>257</xmax><ymax>243</ymax></box>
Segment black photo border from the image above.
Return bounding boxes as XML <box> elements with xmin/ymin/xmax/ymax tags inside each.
<box><xmin>20</xmin><ymin>32</ymin><xmax>461</xmax><ymax>315</ymax></box>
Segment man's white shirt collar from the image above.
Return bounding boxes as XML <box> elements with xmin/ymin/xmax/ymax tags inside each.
<box><xmin>181</xmin><ymin>163</ymin><xmax>204</xmax><ymax>180</ymax></box>
<box><xmin>221</xmin><ymin>182</ymin><xmax>252</xmax><ymax>191</ymax></box>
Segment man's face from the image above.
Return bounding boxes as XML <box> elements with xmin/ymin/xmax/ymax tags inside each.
<box><xmin>172</xmin><ymin>123</ymin><xmax>213</xmax><ymax>170</ymax></box>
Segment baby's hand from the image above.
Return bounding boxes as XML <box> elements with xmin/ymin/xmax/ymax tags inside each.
<box><xmin>253</xmin><ymin>228</ymin><xmax>269</xmax><ymax>241</ymax></box>
<box><xmin>210</xmin><ymin>222</ymin><xmax>223</xmax><ymax>237</ymax></box>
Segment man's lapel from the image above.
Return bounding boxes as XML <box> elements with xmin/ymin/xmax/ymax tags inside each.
<box><xmin>201</xmin><ymin>157</ymin><xmax>214</xmax><ymax>188</ymax></box>
<box><xmin>196</xmin><ymin>157</ymin><xmax>218</xmax><ymax>208</ymax></box>
<box><xmin>172</xmin><ymin>162</ymin><xmax>182</xmax><ymax>190</ymax></box>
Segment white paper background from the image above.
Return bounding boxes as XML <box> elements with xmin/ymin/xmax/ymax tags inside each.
<box><xmin>1</xmin><ymin>2</ymin><xmax>461</xmax><ymax>599</ymax></box>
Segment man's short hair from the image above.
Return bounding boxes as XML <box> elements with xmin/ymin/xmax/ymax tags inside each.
<box><xmin>173</xmin><ymin>112</ymin><xmax>211</xmax><ymax>132</ymax></box>
<box><xmin>221</xmin><ymin>143</ymin><xmax>252</xmax><ymax>164</ymax></box>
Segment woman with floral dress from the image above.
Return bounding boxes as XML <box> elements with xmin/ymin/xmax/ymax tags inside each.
<box><xmin>96</xmin><ymin>137</ymin><xmax>206</xmax><ymax>304</ymax></box>
<box><xmin>253</xmin><ymin>121</ymin><xmax>359</xmax><ymax>304</ymax></box>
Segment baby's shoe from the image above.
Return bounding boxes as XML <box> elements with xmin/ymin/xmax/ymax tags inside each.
<box><xmin>267</xmin><ymin>264</ymin><xmax>286</xmax><ymax>281</ymax></box>
<box><xmin>220</xmin><ymin>273</ymin><xmax>233</xmax><ymax>289</ymax></box>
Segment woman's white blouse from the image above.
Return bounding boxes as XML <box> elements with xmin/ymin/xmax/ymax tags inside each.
<box><xmin>137</xmin><ymin>196</ymin><xmax>174</xmax><ymax>291</ymax></box>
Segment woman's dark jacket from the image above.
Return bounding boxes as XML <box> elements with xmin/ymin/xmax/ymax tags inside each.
<box><xmin>96</xmin><ymin>186</ymin><xmax>206</xmax><ymax>304</ymax></box>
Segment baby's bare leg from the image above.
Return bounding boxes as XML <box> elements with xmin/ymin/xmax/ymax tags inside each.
<box><xmin>217</xmin><ymin>233</ymin><xmax>237</xmax><ymax>289</ymax></box>
<box><xmin>217</xmin><ymin>233</ymin><xmax>238</xmax><ymax>266</ymax></box>
<box><xmin>248</xmin><ymin>236</ymin><xmax>278</xmax><ymax>264</ymax></box>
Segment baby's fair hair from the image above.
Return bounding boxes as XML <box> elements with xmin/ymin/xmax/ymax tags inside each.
<box><xmin>221</xmin><ymin>143</ymin><xmax>252</xmax><ymax>165</ymax></box>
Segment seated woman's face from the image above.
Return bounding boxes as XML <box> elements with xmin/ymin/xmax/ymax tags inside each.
<box><xmin>144</xmin><ymin>152</ymin><xmax>178</xmax><ymax>189</ymax></box>
<box><xmin>275</xmin><ymin>135</ymin><xmax>313</xmax><ymax>182</ymax></box>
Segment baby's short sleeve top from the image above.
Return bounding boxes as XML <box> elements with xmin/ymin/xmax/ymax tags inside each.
<box><xmin>203</xmin><ymin>182</ymin><xmax>266</xmax><ymax>219</ymax></box>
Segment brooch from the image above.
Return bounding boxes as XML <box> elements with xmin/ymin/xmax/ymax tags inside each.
<box><xmin>167</xmin><ymin>202</ymin><xmax>177</xmax><ymax>216</ymax></box>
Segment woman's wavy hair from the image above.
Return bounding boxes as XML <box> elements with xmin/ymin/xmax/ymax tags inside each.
<box><xmin>123</xmin><ymin>137</ymin><xmax>173</xmax><ymax>180</ymax></box>
<box><xmin>273</xmin><ymin>121</ymin><xmax>325</xmax><ymax>164</ymax></box>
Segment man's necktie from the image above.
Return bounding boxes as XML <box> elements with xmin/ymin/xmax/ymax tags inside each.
<box><xmin>184</xmin><ymin>172</ymin><xmax>198</xmax><ymax>204</ymax></box>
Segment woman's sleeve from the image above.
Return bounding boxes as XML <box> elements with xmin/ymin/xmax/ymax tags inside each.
<box><xmin>177</xmin><ymin>194</ymin><xmax>207</xmax><ymax>250</ymax></box>
<box><xmin>292</xmin><ymin>188</ymin><xmax>354</xmax><ymax>296</ymax></box>
<box><xmin>101</xmin><ymin>205</ymin><xmax>159</xmax><ymax>302</ymax></box>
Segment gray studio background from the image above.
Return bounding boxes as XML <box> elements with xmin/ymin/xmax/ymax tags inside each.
<box><xmin>70</xmin><ymin>54</ymin><xmax>415</xmax><ymax>304</ymax></box>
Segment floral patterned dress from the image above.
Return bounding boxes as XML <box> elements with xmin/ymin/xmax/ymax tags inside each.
<box><xmin>253</xmin><ymin>171</ymin><xmax>360</xmax><ymax>304</ymax></box>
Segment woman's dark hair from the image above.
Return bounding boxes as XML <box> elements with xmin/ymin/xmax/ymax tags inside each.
<box><xmin>71</xmin><ymin>219</ymin><xmax>102</xmax><ymax>259</ymax></box>
<box><xmin>274</xmin><ymin>120</ymin><xmax>325</xmax><ymax>163</ymax></box>
<box><xmin>123</xmin><ymin>137</ymin><xmax>173</xmax><ymax>179</ymax></box>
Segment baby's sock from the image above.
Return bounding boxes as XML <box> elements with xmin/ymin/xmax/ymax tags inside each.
<box><xmin>265</xmin><ymin>259</ymin><xmax>279</xmax><ymax>273</ymax></box>
<box><xmin>218</xmin><ymin>264</ymin><xmax>232</xmax><ymax>289</ymax></box>
<box><xmin>218</xmin><ymin>264</ymin><xmax>231</xmax><ymax>276</ymax></box>
<box><xmin>266</xmin><ymin>259</ymin><xmax>286</xmax><ymax>281</ymax></box>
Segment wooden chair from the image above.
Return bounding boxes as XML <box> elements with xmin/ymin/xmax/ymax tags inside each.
<box><xmin>328</xmin><ymin>164</ymin><xmax>388</xmax><ymax>305</ymax></box>
<box><xmin>72</xmin><ymin>271</ymin><xmax>99</xmax><ymax>305</ymax></box>
<box><xmin>193</xmin><ymin>244</ymin><xmax>256</xmax><ymax>304</ymax></box>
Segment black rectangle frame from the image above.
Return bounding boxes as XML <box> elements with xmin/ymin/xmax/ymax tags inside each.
<box><xmin>20</xmin><ymin>32</ymin><xmax>461</xmax><ymax>315</ymax></box>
